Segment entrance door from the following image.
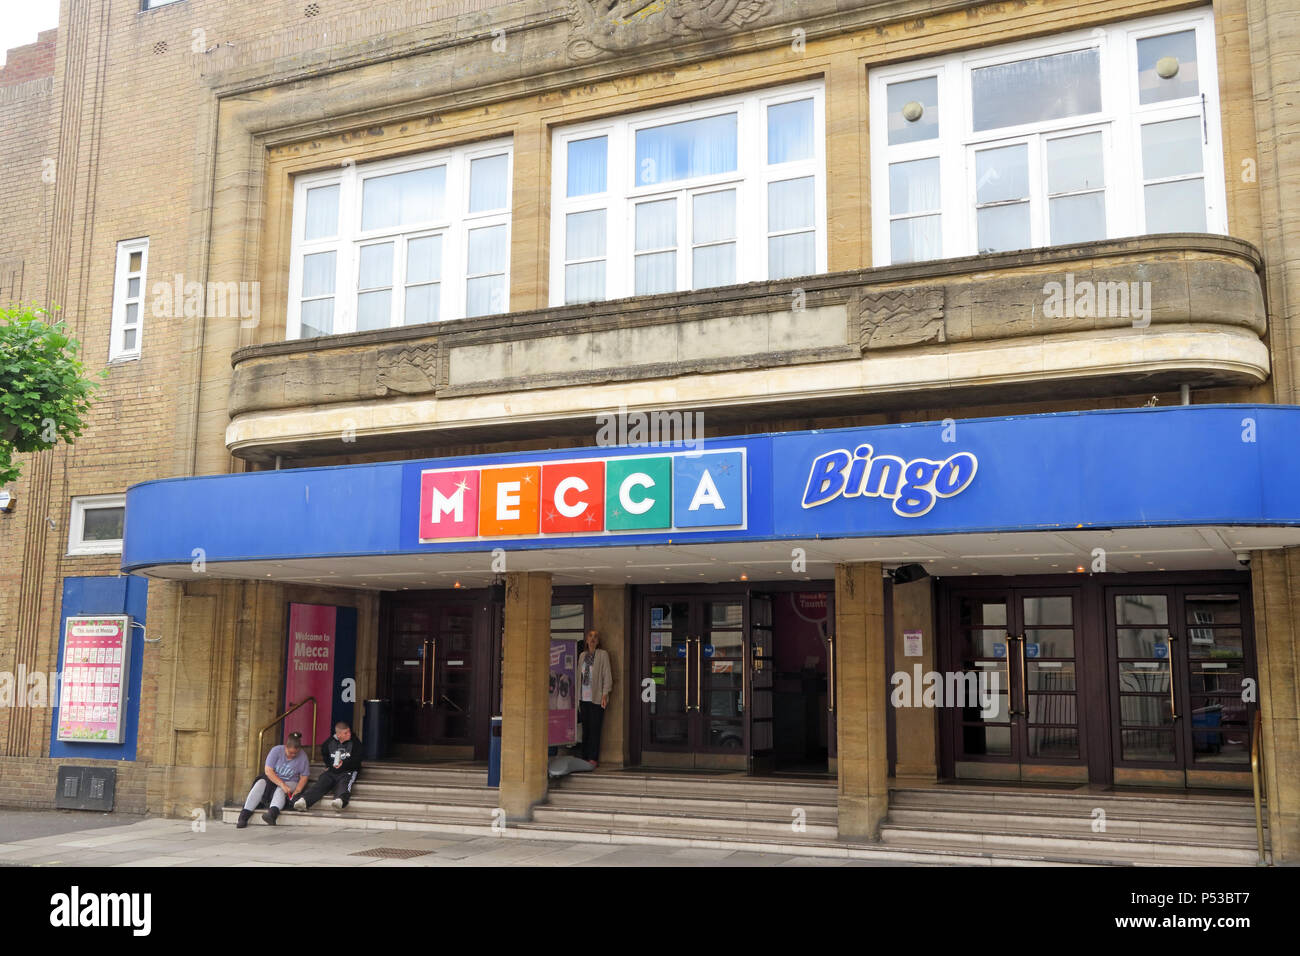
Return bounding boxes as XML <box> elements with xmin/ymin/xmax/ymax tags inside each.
<box><xmin>764</xmin><ymin>590</ymin><xmax>834</xmax><ymax>774</ymax></box>
<box><xmin>386</xmin><ymin>593</ymin><xmax>497</xmax><ymax>758</ymax></box>
<box><xmin>1106</xmin><ymin>584</ymin><xmax>1255</xmax><ymax>786</ymax></box>
<box><xmin>641</xmin><ymin>594</ymin><xmax>748</xmax><ymax>769</ymax></box>
<box><xmin>948</xmin><ymin>586</ymin><xmax>1090</xmax><ymax>782</ymax></box>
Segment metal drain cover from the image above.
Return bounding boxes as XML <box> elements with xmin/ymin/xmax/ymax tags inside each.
<box><xmin>350</xmin><ymin>847</ymin><xmax>432</xmax><ymax>859</ymax></box>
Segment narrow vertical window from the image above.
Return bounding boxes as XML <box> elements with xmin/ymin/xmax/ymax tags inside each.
<box><xmin>1046</xmin><ymin>132</ymin><xmax>1106</xmax><ymax>244</ymax></box>
<box><xmin>635</xmin><ymin>198</ymin><xmax>677</xmax><ymax>295</ymax></box>
<box><xmin>356</xmin><ymin>242</ymin><xmax>395</xmax><ymax>331</ymax></box>
<box><xmin>691</xmin><ymin>189</ymin><xmax>736</xmax><ymax>289</ymax></box>
<box><xmin>466</xmin><ymin>224</ymin><xmax>508</xmax><ymax>317</ymax></box>
<box><xmin>974</xmin><ymin>144</ymin><xmax>1031</xmax><ymax>253</ymax></box>
<box><xmin>888</xmin><ymin>159</ymin><xmax>941</xmax><ymax>263</ymax></box>
<box><xmin>1140</xmin><ymin>117</ymin><xmax>1206</xmax><ymax>232</ymax></box>
<box><xmin>109</xmin><ymin>238</ymin><xmax>148</xmax><ymax>361</ymax></box>
<box><xmin>565</xmin><ymin>210</ymin><xmax>607</xmax><ymax>304</ymax></box>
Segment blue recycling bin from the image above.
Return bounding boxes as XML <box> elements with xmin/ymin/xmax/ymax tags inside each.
<box><xmin>488</xmin><ymin>715</ymin><xmax>503</xmax><ymax>788</ymax></box>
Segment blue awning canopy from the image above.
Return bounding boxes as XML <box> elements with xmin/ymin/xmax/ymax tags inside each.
<box><xmin>122</xmin><ymin>405</ymin><xmax>1300</xmax><ymax>584</ymax></box>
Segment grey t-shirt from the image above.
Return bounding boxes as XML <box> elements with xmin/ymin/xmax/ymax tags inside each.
<box><xmin>266</xmin><ymin>745</ymin><xmax>309</xmax><ymax>786</ymax></box>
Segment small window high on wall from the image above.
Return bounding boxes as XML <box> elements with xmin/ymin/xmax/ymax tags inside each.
<box><xmin>550</xmin><ymin>81</ymin><xmax>827</xmax><ymax>306</ymax></box>
<box><xmin>109</xmin><ymin>238</ymin><xmax>148</xmax><ymax>362</ymax></box>
<box><xmin>869</xmin><ymin>8</ymin><xmax>1225</xmax><ymax>266</ymax></box>
<box><xmin>287</xmin><ymin>140</ymin><xmax>513</xmax><ymax>339</ymax></box>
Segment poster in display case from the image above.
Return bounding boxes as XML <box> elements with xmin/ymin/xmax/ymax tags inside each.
<box><xmin>57</xmin><ymin>615</ymin><xmax>131</xmax><ymax>744</ymax></box>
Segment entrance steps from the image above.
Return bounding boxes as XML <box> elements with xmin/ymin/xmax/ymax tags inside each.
<box><xmin>220</xmin><ymin>762</ymin><xmax>501</xmax><ymax>830</ymax></box>
<box><xmin>882</xmin><ymin>785</ymin><xmax>1268</xmax><ymax>866</ymax></box>
<box><xmin>530</xmin><ymin>771</ymin><xmax>841</xmax><ymax>842</ymax></box>
<box><xmin>219</xmin><ymin>765</ymin><xmax>1268</xmax><ymax>865</ymax></box>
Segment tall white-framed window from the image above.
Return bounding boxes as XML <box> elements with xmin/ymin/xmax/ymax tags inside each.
<box><xmin>109</xmin><ymin>238</ymin><xmax>148</xmax><ymax>361</ymax></box>
<box><xmin>287</xmin><ymin>139</ymin><xmax>513</xmax><ymax>339</ymax></box>
<box><xmin>869</xmin><ymin>7</ymin><xmax>1225</xmax><ymax>265</ymax></box>
<box><xmin>68</xmin><ymin>494</ymin><xmax>126</xmax><ymax>556</ymax></box>
<box><xmin>550</xmin><ymin>81</ymin><xmax>827</xmax><ymax>306</ymax></box>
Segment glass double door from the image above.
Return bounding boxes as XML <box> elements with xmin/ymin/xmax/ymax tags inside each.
<box><xmin>641</xmin><ymin>595</ymin><xmax>748</xmax><ymax>767</ymax></box>
<box><xmin>948</xmin><ymin>587</ymin><xmax>1090</xmax><ymax>780</ymax></box>
<box><xmin>1107</xmin><ymin>585</ymin><xmax>1255</xmax><ymax>779</ymax></box>
<box><xmin>944</xmin><ymin>578</ymin><xmax>1257</xmax><ymax>785</ymax></box>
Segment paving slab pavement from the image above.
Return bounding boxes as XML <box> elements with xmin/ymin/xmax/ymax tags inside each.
<box><xmin>0</xmin><ymin>809</ymin><xmax>902</xmax><ymax>867</ymax></box>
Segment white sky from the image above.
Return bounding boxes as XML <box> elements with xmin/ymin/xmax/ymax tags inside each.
<box><xmin>0</xmin><ymin>0</ymin><xmax>61</xmax><ymax>68</ymax></box>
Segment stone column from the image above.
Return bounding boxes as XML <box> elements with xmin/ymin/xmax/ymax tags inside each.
<box><xmin>1250</xmin><ymin>548</ymin><xmax>1300</xmax><ymax>862</ymax></box>
<box><xmin>499</xmin><ymin>571</ymin><xmax>552</xmax><ymax>819</ymax></box>
<box><xmin>1246</xmin><ymin>0</ymin><xmax>1300</xmax><ymax>402</ymax></box>
<box><xmin>891</xmin><ymin>577</ymin><xmax>938</xmax><ymax>780</ymax></box>
<box><xmin>826</xmin><ymin>50</ymin><xmax>867</xmax><ymax>271</ymax></box>
<box><xmin>592</xmin><ymin>585</ymin><xmax>629</xmax><ymax>768</ymax></box>
<box><xmin>834</xmin><ymin>562</ymin><xmax>888</xmax><ymax>839</ymax></box>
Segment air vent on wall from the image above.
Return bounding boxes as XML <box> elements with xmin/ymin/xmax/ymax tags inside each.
<box><xmin>305</xmin><ymin>3</ymin><xmax>320</xmax><ymax>17</ymax></box>
<box><xmin>153</xmin><ymin>40</ymin><xmax>168</xmax><ymax>55</ymax></box>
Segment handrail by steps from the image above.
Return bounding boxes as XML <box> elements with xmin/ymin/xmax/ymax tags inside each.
<box><xmin>1251</xmin><ymin>709</ymin><xmax>1268</xmax><ymax>866</ymax></box>
<box><xmin>256</xmin><ymin>697</ymin><xmax>318</xmax><ymax>770</ymax></box>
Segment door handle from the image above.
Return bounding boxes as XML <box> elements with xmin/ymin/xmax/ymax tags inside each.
<box><xmin>1006</xmin><ymin>636</ymin><xmax>1022</xmax><ymax>717</ymax></box>
<box><xmin>695</xmin><ymin>637</ymin><xmax>702</xmax><ymax>713</ymax></box>
<box><xmin>683</xmin><ymin>638</ymin><xmax>692</xmax><ymax>714</ymax></box>
<box><xmin>420</xmin><ymin>641</ymin><xmax>429</xmax><ymax>706</ymax></box>
<box><xmin>827</xmin><ymin>636</ymin><xmax>835</xmax><ymax>713</ymax></box>
<box><xmin>1167</xmin><ymin>631</ymin><xmax>1179</xmax><ymax>720</ymax></box>
<box><xmin>429</xmin><ymin>638</ymin><xmax>437</xmax><ymax>707</ymax></box>
<box><xmin>1018</xmin><ymin>634</ymin><xmax>1029</xmax><ymax>718</ymax></box>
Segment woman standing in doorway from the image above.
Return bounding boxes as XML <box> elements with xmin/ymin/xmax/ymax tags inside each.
<box><xmin>578</xmin><ymin>629</ymin><xmax>613</xmax><ymax>767</ymax></box>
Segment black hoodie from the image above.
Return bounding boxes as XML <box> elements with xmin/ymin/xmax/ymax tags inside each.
<box><xmin>321</xmin><ymin>734</ymin><xmax>362</xmax><ymax>774</ymax></box>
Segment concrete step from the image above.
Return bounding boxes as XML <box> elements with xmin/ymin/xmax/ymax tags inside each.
<box><xmin>552</xmin><ymin>772</ymin><xmax>836</xmax><ymax>805</ymax></box>
<box><xmin>885</xmin><ymin>806</ymin><xmax>1261</xmax><ymax>844</ymax></box>
<box><xmin>221</xmin><ymin>803</ymin><xmax>501</xmax><ymax>829</ymax></box>
<box><xmin>542</xmin><ymin>791</ymin><xmax>838</xmax><ymax>821</ymax></box>
<box><xmin>217</xmin><ymin>805</ymin><xmax>1101</xmax><ymax>864</ymax></box>
<box><xmin>510</xmin><ymin>821</ymin><xmax>1104</xmax><ymax>866</ymax></box>
<box><xmin>531</xmin><ymin>806</ymin><xmax>839</xmax><ymax>840</ymax></box>
<box><xmin>879</xmin><ymin>823</ymin><xmax>1259</xmax><ymax>866</ymax></box>
<box><xmin>349</xmin><ymin>782</ymin><xmax>499</xmax><ymax>805</ymax></box>
<box><xmin>354</xmin><ymin>765</ymin><xmax>487</xmax><ymax>787</ymax></box>
<box><xmin>889</xmin><ymin>787</ymin><xmax>1258</xmax><ymax>823</ymax></box>
<box><xmin>219</xmin><ymin>804</ymin><xmax>1248</xmax><ymax>866</ymax></box>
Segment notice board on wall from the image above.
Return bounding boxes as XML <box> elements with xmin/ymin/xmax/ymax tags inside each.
<box><xmin>57</xmin><ymin>616</ymin><xmax>132</xmax><ymax>744</ymax></box>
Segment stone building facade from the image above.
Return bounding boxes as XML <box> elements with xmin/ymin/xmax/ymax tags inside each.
<box><xmin>2</xmin><ymin>0</ymin><xmax>1299</xmax><ymax>861</ymax></box>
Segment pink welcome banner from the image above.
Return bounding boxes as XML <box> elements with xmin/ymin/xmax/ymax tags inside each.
<box><xmin>284</xmin><ymin>603</ymin><xmax>336</xmax><ymax>747</ymax></box>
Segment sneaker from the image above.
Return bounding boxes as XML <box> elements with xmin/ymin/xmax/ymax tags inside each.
<box><xmin>330</xmin><ymin>797</ymin><xmax>344</xmax><ymax>810</ymax></box>
<box><xmin>236</xmin><ymin>809</ymin><xmax>252</xmax><ymax>829</ymax></box>
<box><xmin>293</xmin><ymin>797</ymin><xmax>306</xmax><ymax>811</ymax></box>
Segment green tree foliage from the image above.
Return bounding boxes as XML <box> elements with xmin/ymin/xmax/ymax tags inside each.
<box><xmin>0</xmin><ymin>305</ymin><xmax>104</xmax><ymax>487</ymax></box>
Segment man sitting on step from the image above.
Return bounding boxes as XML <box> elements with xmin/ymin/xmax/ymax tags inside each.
<box><xmin>294</xmin><ymin>721</ymin><xmax>363</xmax><ymax>812</ymax></box>
<box><xmin>236</xmin><ymin>731</ymin><xmax>310</xmax><ymax>828</ymax></box>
